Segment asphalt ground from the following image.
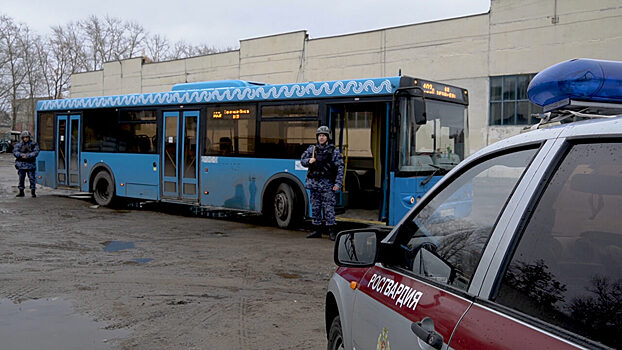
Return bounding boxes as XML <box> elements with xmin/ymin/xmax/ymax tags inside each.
<box><xmin>0</xmin><ymin>152</ymin><xmax>352</xmax><ymax>350</ymax></box>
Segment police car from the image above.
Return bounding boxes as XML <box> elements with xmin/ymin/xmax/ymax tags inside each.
<box><xmin>325</xmin><ymin>58</ymin><xmax>622</xmax><ymax>350</ymax></box>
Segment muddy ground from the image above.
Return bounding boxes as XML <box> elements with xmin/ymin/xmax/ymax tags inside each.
<box><xmin>0</xmin><ymin>152</ymin><xmax>344</xmax><ymax>349</ymax></box>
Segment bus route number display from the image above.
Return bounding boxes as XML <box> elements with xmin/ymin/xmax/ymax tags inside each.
<box><xmin>212</xmin><ymin>108</ymin><xmax>251</xmax><ymax>120</ymax></box>
<box><xmin>415</xmin><ymin>79</ymin><xmax>466</xmax><ymax>103</ymax></box>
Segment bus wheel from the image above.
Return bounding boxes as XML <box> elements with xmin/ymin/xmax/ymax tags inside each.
<box><xmin>273</xmin><ymin>183</ymin><xmax>300</xmax><ymax>229</ymax></box>
<box><xmin>327</xmin><ymin>315</ymin><xmax>344</xmax><ymax>350</ymax></box>
<box><xmin>93</xmin><ymin>171</ymin><xmax>115</xmax><ymax>206</ymax></box>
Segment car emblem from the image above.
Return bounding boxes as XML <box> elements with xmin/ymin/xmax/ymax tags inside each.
<box><xmin>376</xmin><ymin>327</ymin><xmax>390</xmax><ymax>350</ymax></box>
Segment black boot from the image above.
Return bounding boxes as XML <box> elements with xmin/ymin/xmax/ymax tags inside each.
<box><xmin>16</xmin><ymin>189</ymin><xmax>25</xmax><ymax>197</ymax></box>
<box><xmin>306</xmin><ymin>225</ymin><xmax>323</xmax><ymax>238</ymax></box>
<box><xmin>31</xmin><ymin>189</ymin><xmax>36</xmax><ymax>198</ymax></box>
<box><xmin>327</xmin><ymin>226</ymin><xmax>338</xmax><ymax>241</ymax></box>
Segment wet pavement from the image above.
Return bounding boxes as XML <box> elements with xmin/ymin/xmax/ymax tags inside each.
<box><xmin>0</xmin><ymin>153</ymin><xmax>344</xmax><ymax>349</ymax></box>
<box><xmin>0</xmin><ymin>298</ymin><xmax>130</xmax><ymax>349</ymax></box>
<box><xmin>103</xmin><ymin>241</ymin><xmax>136</xmax><ymax>252</ymax></box>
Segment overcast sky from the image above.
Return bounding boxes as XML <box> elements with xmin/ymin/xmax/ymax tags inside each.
<box><xmin>2</xmin><ymin>0</ymin><xmax>490</xmax><ymax>49</ymax></box>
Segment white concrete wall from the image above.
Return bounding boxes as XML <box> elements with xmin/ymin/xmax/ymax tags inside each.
<box><xmin>70</xmin><ymin>0</ymin><xmax>622</xmax><ymax>154</ymax></box>
<box><xmin>71</xmin><ymin>71</ymin><xmax>103</xmax><ymax>98</ymax></box>
<box><xmin>239</xmin><ymin>31</ymin><xmax>307</xmax><ymax>83</ymax></box>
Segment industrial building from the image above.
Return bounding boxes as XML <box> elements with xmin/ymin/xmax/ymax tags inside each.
<box><xmin>70</xmin><ymin>0</ymin><xmax>622</xmax><ymax>154</ymax></box>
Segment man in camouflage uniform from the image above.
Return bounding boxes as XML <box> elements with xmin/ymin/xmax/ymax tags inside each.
<box><xmin>301</xmin><ymin>126</ymin><xmax>344</xmax><ymax>240</ymax></box>
<box><xmin>13</xmin><ymin>131</ymin><xmax>40</xmax><ymax>198</ymax></box>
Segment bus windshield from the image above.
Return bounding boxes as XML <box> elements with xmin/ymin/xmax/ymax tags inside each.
<box><xmin>399</xmin><ymin>100</ymin><xmax>467</xmax><ymax>173</ymax></box>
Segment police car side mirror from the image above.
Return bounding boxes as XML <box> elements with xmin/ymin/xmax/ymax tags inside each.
<box><xmin>334</xmin><ymin>229</ymin><xmax>387</xmax><ymax>267</ymax></box>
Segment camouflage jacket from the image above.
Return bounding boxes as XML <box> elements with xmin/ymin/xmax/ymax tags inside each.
<box><xmin>13</xmin><ymin>140</ymin><xmax>39</xmax><ymax>170</ymax></box>
<box><xmin>300</xmin><ymin>143</ymin><xmax>344</xmax><ymax>191</ymax></box>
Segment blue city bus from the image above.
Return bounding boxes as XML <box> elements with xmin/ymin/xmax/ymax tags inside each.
<box><xmin>34</xmin><ymin>76</ymin><xmax>468</xmax><ymax>227</ymax></box>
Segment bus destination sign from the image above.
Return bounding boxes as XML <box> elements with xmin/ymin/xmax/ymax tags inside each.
<box><xmin>212</xmin><ymin>108</ymin><xmax>252</xmax><ymax>120</ymax></box>
<box><xmin>414</xmin><ymin>79</ymin><xmax>467</xmax><ymax>104</ymax></box>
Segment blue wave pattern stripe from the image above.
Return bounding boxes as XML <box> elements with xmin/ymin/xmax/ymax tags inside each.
<box><xmin>38</xmin><ymin>78</ymin><xmax>397</xmax><ymax>111</ymax></box>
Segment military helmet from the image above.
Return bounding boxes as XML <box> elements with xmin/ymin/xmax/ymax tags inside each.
<box><xmin>316</xmin><ymin>125</ymin><xmax>332</xmax><ymax>139</ymax></box>
<box><xmin>20</xmin><ymin>131</ymin><xmax>32</xmax><ymax>139</ymax></box>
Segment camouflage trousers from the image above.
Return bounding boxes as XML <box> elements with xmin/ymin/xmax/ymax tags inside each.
<box><xmin>18</xmin><ymin>169</ymin><xmax>36</xmax><ymax>190</ymax></box>
<box><xmin>310</xmin><ymin>189</ymin><xmax>336</xmax><ymax>226</ymax></box>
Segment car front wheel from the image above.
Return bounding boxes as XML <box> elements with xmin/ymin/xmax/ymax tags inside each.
<box><xmin>327</xmin><ymin>315</ymin><xmax>344</xmax><ymax>350</ymax></box>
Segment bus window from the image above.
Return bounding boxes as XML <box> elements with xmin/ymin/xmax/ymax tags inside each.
<box><xmin>83</xmin><ymin>109</ymin><xmax>157</xmax><ymax>153</ymax></box>
<box><xmin>38</xmin><ymin>112</ymin><xmax>55</xmax><ymax>150</ymax></box>
<box><xmin>205</xmin><ymin>105</ymin><xmax>256</xmax><ymax>156</ymax></box>
<box><xmin>83</xmin><ymin>109</ymin><xmax>118</xmax><ymax>152</ymax></box>
<box><xmin>259</xmin><ymin>104</ymin><xmax>318</xmax><ymax>159</ymax></box>
<box><xmin>120</xmin><ymin>110</ymin><xmax>156</xmax><ymax>122</ymax></box>
<box><xmin>118</xmin><ymin>123</ymin><xmax>157</xmax><ymax>153</ymax></box>
<box><xmin>262</xmin><ymin>104</ymin><xmax>318</xmax><ymax>118</ymax></box>
<box><xmin>259</xmin><ymin>120</ymin><xmax>317</xmax><ymax>159</ymax></box>
<box><xmin>399</xmin><ymin>100</ymin><xmax>467</xmax><ymax>173</ymax></box>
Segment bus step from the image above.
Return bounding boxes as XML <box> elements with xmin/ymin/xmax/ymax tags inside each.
<box><xmin>334</xmin><ymin>205</ymin><xmax>346</xmax><ymax>215</ymax></box>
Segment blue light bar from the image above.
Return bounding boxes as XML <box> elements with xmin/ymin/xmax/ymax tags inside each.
<box><xmin>528</xmin><ymin>58</ymin><xmax>622</xmax><ymax>109</ymax></box>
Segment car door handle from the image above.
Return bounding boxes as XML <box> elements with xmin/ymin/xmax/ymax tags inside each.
<box><xmin>411</xmin><ymin>318</ymin><xmax>443</xmax><ymax>350</ymax></box>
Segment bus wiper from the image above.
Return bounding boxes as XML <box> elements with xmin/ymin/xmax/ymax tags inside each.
<box><xmin>421</xmin><ymin>164</ymin><xmax>444</xmax><ymax>186</ymax></box>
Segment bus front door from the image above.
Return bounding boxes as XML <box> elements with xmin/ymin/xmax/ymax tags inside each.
<box><xmin>329</xmin><ymin>103</ymin><xmax>389</xmax><ymax>223</ymax></box>
<box><xmin>56</xmin><ymin>115</ymin><xmax>81</xmax><ymax>187</ymax></box>
<box><xmin>162</xmin><ymin>111</ymin><xmax>200</xmax><ymax>202</ymax></box>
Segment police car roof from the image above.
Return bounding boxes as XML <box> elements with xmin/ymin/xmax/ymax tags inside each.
<box><xmin>472</xmin><ymin>116</ymin><xmax>622</xmax><ymax>161</ymax></box>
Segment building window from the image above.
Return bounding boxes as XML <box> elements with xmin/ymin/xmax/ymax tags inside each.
<box><xmin>490</xmin><ymin>75</ymin><xmax>543</xmax><ymax>125</ymax></box>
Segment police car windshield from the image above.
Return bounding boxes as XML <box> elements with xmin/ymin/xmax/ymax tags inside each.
<box><xmin>399</xmin><ymin>100</ymin><xmax>467</xmax><ymax>174</ymax></box>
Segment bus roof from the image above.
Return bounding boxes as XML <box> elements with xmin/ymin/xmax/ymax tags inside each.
<box><xmin>37</xmin><ymin>77</ymin><xmax>402</xmax><ymax>111</ymax></box>
<box><xmin>528</xmin><ymin>58</ymin><xmax>622</xmax><ymax>112</ymax></box>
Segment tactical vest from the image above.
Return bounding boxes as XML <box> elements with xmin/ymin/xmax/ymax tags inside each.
<box><xmin>17</xmin><ymin>142</ymin><xmax>36</xmax><ymax>163</ymax></box>
<box><xmin>307</xmin><ymin>145</ymin><xmax>337</xmax><ymax>180</ymax></box>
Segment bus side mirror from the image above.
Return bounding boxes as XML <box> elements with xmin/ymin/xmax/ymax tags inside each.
<box><xmin>412</xmin><ymin>96</ymin><xmax>426</xmax><ymax>125</ymax></box>
<box><xmin>395</xmin><ymin>88</ymin><xmax>427</xmax><ymax>125</ymax></box>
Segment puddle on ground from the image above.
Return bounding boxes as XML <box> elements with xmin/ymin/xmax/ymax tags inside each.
<box><xmin>102</xmin><ymin>241</ymin><xmax>135</xmax><ymax>252</ymax></box>
<box><xmin>0</xmin><ymin>297</ymin><xmax>130</xmax><ymax>350</ymax></box>
<box><xmin>133</xmin><ymin>258</ymin><xmax>153</xmax><ymax>264</ymax></box>
<box><xmin>276</xmin><ymin>272</ymin><xmax>301</xmax><ymax>279</ymax></box>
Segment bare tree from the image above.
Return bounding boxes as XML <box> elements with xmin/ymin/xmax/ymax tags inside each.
<box><xmin>0</xmin><ymin>12</ymin><xmax>233</xmax><ymax>125</ymax></box>
<box><xmin>145</xmin><ymin>33</ymin><xmax>170</xmax><ymax>62</ymax></box>
<box><xmin>125</xmin><ymin>21</ymin><xmax>146</xmax><ymax>58</ymax></box>
<box><xmin>80</xmin><ymin>15</ymin><xmax>106</xmax><ymax>70</ymax></box>
<box><xmin>171</xmin><ymin>40</ymin><xmax>194</xmax><ymax>59</ymax></box>
<box><xmin>101</xmin><ymin>15</ymin><xmax>126</xmax><ymax>62</ymax></box>
<box><xmin>19</xmin><ymin>26</ymin><xmax>44</xmax><ymax>129</ymax></box>
<box><xmin>0</xmin><ymin>15</ymin><xmax>27</xmax><ymax>130</ymax></box>
<box><xmin>45</xmin><ymin>23</ymin><xmax>87</xmax><ymax>98</ymax></box>
<box><xmin>194</xmin><ymin>44</ymin><xmax>222</xmax><ymax>56</ymax></box>
<box><xmin>79</xmin><ymin>15</ymin><xmax>149</xmax><ymax>69</ymax></box>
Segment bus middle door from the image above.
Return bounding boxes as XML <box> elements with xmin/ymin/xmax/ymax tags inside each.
<box><xmin>56</xmin><ymin>114</ymin><xmax>81</xmax><ymax>188</ymax></box>
<box><xmin>162</xmin><ymin>110</ymin><xmax>200</xmax><ymax>202</ymax></box>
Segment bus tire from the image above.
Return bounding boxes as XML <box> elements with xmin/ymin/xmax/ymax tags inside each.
<box><xmin>273</xmin><ymin>183</ymin><xmax>301</xmax><ymax>229</ymax></box>
<box><xmin>327</xmin><ymin>315</ymin><xmax>343</xmax><ymax>350</ymax></box>
<box><xmin>93</xmin><ymin>171</ymin><xmax>115</xmax><ymax>207</ymax></box>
